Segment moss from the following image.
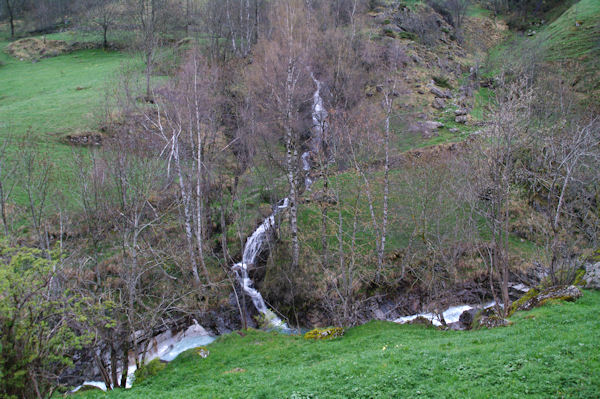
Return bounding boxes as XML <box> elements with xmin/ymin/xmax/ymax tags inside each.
<box><xmin>573</xmin><ymin>269</ymin><xmax>586</xmax><ymax>287</ymax></box>
<box><xmin>133</xmin><ymin>359</ymin><xmax>166</xmax><ymax>386</ymax></box>
<box><xmin>304</xmin><ymin>327</ymin><xmax>344</xmax><ymax>341</ymax></box>
<box><xmin>509</xmin><ymin>288</ymin><xmax>540</xmax><ymax>316</ymax></box>
<box><xmin>383</xmin><ymin>29</ymin><xmax>397</xmax><ymax>38</ymax></box>
<box><xmin>432</xmin><ymin>75</ymin><xmax>453</xmax><ymax>89</ymax></box>
<box><xmin>397</xmin><ymin>31</ymin><xmax>417</xmax><ymax>40</ymax></box>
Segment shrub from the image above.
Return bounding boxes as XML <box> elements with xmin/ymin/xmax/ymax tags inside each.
<box><xmin>383</xmin><ymin>29</ymin><xmax>397</xmax><ymax>38</ymax></box>
<box><xmin>133</xmin><ymin>359</ymin><xmax>166</xmax><ymax>386</ymax></box>
<box><xmin>304</xmin><ymin>327</ymin><xmax>344</xmax><ymax>340</ymax></box>
<box><xmin>433</xmin><ymin>75</ymin><xmax>453</xmax><ymax>89</ymax></box>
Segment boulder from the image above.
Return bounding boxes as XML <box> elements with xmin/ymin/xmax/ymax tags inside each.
<box><xmin>424</xmin><ymin>121</ymin><xmax>444</xmax><ymax>130</ymax></box>
<box><xmin>583</xmin><ymin>262</ymin><xmax>600</xmax><ymax>289</ymax></box>
<box><xmin>432</xmin><ymin>98</ymin><xmax>446</xmax><ymax>109</ymax></box>
<box><xmin>455</xmin><ymin>115</ymin><xmax>468</xmax><ymax>124</ymax></box>
<box><xmin>454</xmin><ymin>108</ymin><xmax>468</xmax><ymax>116</ymax></box>
<box><xmin>430</xmin><ymin>86</ymin><xmax>453</xmax><ymax>99</ymax></box>
<box><xmin>458</xmin><ymin>308</ymin><xmax>478</xmax><ymax>330</ymax></box>
<box><xmin>511</xmin><ymin>285</ymin><xmax>582</xmax><ymax>314</ymax></box>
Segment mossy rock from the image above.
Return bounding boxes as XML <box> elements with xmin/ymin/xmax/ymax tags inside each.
<box><xmin>133</xmin><ymin>358</ymin><xmax>166</xmax><ymax>386</ymax></box>
<box><xmin>510</xmin><ymin>285</ymin><xmax>582</xmax><ymax>316</ymax></box>
<box><xmin>509</xmin><ymin>288</ymin><xmax>539</xmax><ymax>316</ymax></box>
<box><xmin>304</xmin><ymin>327</ymin><xmax>344</xmax><ymax>340</ymax></box>
<box><xmin>196</xmin><ymin>347</ymin><xmax>210</xmax><ymax>358</ymax></box>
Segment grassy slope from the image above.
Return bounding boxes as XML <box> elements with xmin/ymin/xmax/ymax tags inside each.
<box><xmin>536</xmin><ymin>0</ymin><xmax>600</xmax><ymax>61</ymax></box>
<box><xmin>78</xmin><ymin>291</ymin><xmax>600</xmax><ymax>398</ymax></box>
<box><xmin>0</xmin><ymin>42</ymin><xmax>132</xmax><ymax>144</ymax></box>
<box><xmin>0</xmin><ymin>34</ymin><xmax>139</xmax><ymax>207</ymax></box>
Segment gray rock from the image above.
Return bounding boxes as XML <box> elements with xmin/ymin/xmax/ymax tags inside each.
<box><xmin>458</xmin><ymin>308</ymin><xmax>478</xmax><ymax>330</ymax></box>
<box><xmin>449</xmin><ymin>128</ymin><xmax>460</xmax><ymax>133</ymax></box>
<box><xmin>430</xmin><ymin>86</ymin><xmax>453</xmax><ymax>99</ymax></box>
<box><xmin>583</xmin><ymin>262</ymin><xmax>600</xmax><ymax>289</ymax></box>
<box><xmin>432</xmin><ymin>98</ymin><xmax>446</xmax><ymax>109</ymax></box>
<box><xmin>455</xmin><ymin>115</ymin><xmax>468</xmax><ymax>124</ymax></box>
<box><xmin>454</xmin><ymin>108</ymin><xmax>468</xmax><ymax>116</ymax></box>
<box><xmin>424</xmin><ymin>121</ymin><xmax>444</xmax><ymax>130</ymax></box>
<box><xmin>478</xmin><ymin>315</ymin><xmax>510</xmax><ymax>329</ymax></box>
<box><xmin>515</xmin><ymin>285</ymin><xmax>583</xmax><ymax>313</ymax></box>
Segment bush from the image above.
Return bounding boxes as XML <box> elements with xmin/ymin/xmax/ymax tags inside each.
<box><xmin>432</xmin><ymin>75</ymin><xmax>453</xmax><ymax>89</ymax></box>
<box><xmin>383</xmin><ymin>29</ymin><xmax>397</xmax><ymax>38</ymax></box>
<box><xmin>304</xmin><ymin>327</ymin><xmax>344</xmax><ymax>340</ymax></box>
<box><xmin>396</xmin><ymin>8</ymin><xmax>441</xmax><ymax>47</ymax></box>
<box><xmin>133</xmin><ymin>359</ymin><xmax>166</xmax><ymax>386</ymax></box>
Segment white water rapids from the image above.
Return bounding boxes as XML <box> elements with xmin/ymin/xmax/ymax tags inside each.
<box><xmin>71</xmin><ymin>320</ymin><xmax>215</xmax><ymax>392</ymax></box>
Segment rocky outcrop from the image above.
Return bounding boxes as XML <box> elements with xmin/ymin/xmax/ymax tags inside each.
<box><xmin>430</xmin><ymin>85</ymin><xmax>453</xmax><ymax>99</ymax></box>
<box><xmin>583</xmin><ymin>262</ymin><xmax>600</xmax><ymax>289</ymax></box>
<box><xmin>510</xmin><ymin>285</ymin><xmax>582</xmax><ymax>315</ymax></box>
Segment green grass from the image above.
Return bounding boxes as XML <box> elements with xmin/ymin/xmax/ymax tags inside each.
<box><xmin>76</xmin><ymin>290</ymin><xmax>600</xmax><ymax>398</ymax></box>
<box><xmin>0</xmin><ymin>41</ymin><xmax>134</xmax><ymax>142</ymax></box>
<box><xmin>535</xmin><ymin>0</ymin><xmax>600</xmax><ymax>61</ymax></box>
<box><xmin>0</xmin><ymin>35</ymin><xmax>142</xmax><ymax>207</ymax></box>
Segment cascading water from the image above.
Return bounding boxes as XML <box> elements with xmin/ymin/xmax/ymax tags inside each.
<box><xmin>233</xmin><ymin>199</ymin><xmax>289</xmax><ymax>329</ymax></box>
<box><xmin>233</xmin><ymin>75</ymin><xmax>327</xmax><ymax>328</ymax></box>
<box><xmin>302</xmin><ymin>73</ymin><xmax>328</xmax><ymax>190</ymax></box>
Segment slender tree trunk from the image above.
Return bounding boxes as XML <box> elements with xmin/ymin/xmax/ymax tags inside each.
<box><xmin>5</xmin><ymin>0</ymin><xmax>15</xmax><ymax>38</ymax></box>
<box><xmin>285</xmin><ymin>59</ymin><xmax>299</xmax><ymax>269</ymax></box>
<box><xmin>103</xmin><ymin>25</ymin><xmax>108</xmax><ymax>50</ymax></box>
<box><xmin>193</xmin><ymin>62</ymin><xmax>211</xmax><ymax>284</ymax></box>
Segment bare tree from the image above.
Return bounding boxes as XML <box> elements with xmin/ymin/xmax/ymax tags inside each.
<box><xmin>246</xmin><ymin>0</ymin><xmax>314</xmax><ymax>270</ymax></box>
<box><xmin>78</xmin><ymin>0</ymin><xmax>122</xmax><ymax>49</ymax></box>
<box><xmin>469</xmin><ymin>79</ymin><xmax>533</xmax><ymax>315</ymax></box>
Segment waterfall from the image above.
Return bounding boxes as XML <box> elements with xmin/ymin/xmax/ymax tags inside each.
<box><xmin>233</xmin><ymin>199</ymin><xmax>289</xmax><ymax>329</ymax></box>
<box><xmin>302</xmin><ymin>73</ymin><xmax>328</xmax><ymax>190</ymax></box>
<box><xmin>233</xmin><ymin>76</ymin><xmax>327</xmax><ymax>328</ymax></box>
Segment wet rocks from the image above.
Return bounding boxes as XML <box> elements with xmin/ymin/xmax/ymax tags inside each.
<box><xmin>458</xmin><ymin>308</ymin><xmax>478</xmax><ymax>329</ymax></box>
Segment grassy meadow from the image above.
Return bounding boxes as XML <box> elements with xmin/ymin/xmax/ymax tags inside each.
<box><xmin>75</xmin><ymin>290</ymin><xmax>600</xmax><ymax>399</ymax></box>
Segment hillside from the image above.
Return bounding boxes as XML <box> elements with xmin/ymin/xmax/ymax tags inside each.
<box><xmin>77</xmin><ymin>291</ymin><xmax>600</xmax><ymax>399</ymax></box>
<box><xmin>0</xmin><ymin>1</ymin><xmax>599</xmax><ymax>397</ymax></box>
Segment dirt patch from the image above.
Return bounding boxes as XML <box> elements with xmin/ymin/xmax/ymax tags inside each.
<box><xmin>5</xmin><ymin>37</ymin><xmax>97</xmax><ymax>61</ymax></box>
<box><xmin>63</xmin><ymin>132</ymin><xmax>103</xmax><ymax>146</ymax></box>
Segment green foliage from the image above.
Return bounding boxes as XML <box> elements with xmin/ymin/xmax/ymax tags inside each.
<box><xmin>397</xmin><ymin>31</ymin><xmax>417</xmax><ymax>40</ymax></box>
<box><xmin>383</xmin><ymin>28</ymin><xmax>397</xmax><ymax>38</ymax></box>
<box><xmin>75</xmin><ymin>291</ymin><xmax>600</xmax><ymax>398</ymax></box>
<box><xmin>133</xmin><ymin>359</ymin><xmax>166</xmax><ymax>386</ymax></box>
<box><xmin>303</xmin><ymin>327</ymin><xmax>344</xmax><ymax>340</ymax></box>
<box><xmin>0</xmin><ymin>241</ymin><xmax>89</xmax><ymax>398</ymax></box>
<box><xmin>573</xmin><ymin>268</ymin><xmax>586</xmax><ymax>287</ymax></box>
<box><xmin>432</xmin><ymin>75</ymin><xmax>453</xmax><ymax>89</ymax></box>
